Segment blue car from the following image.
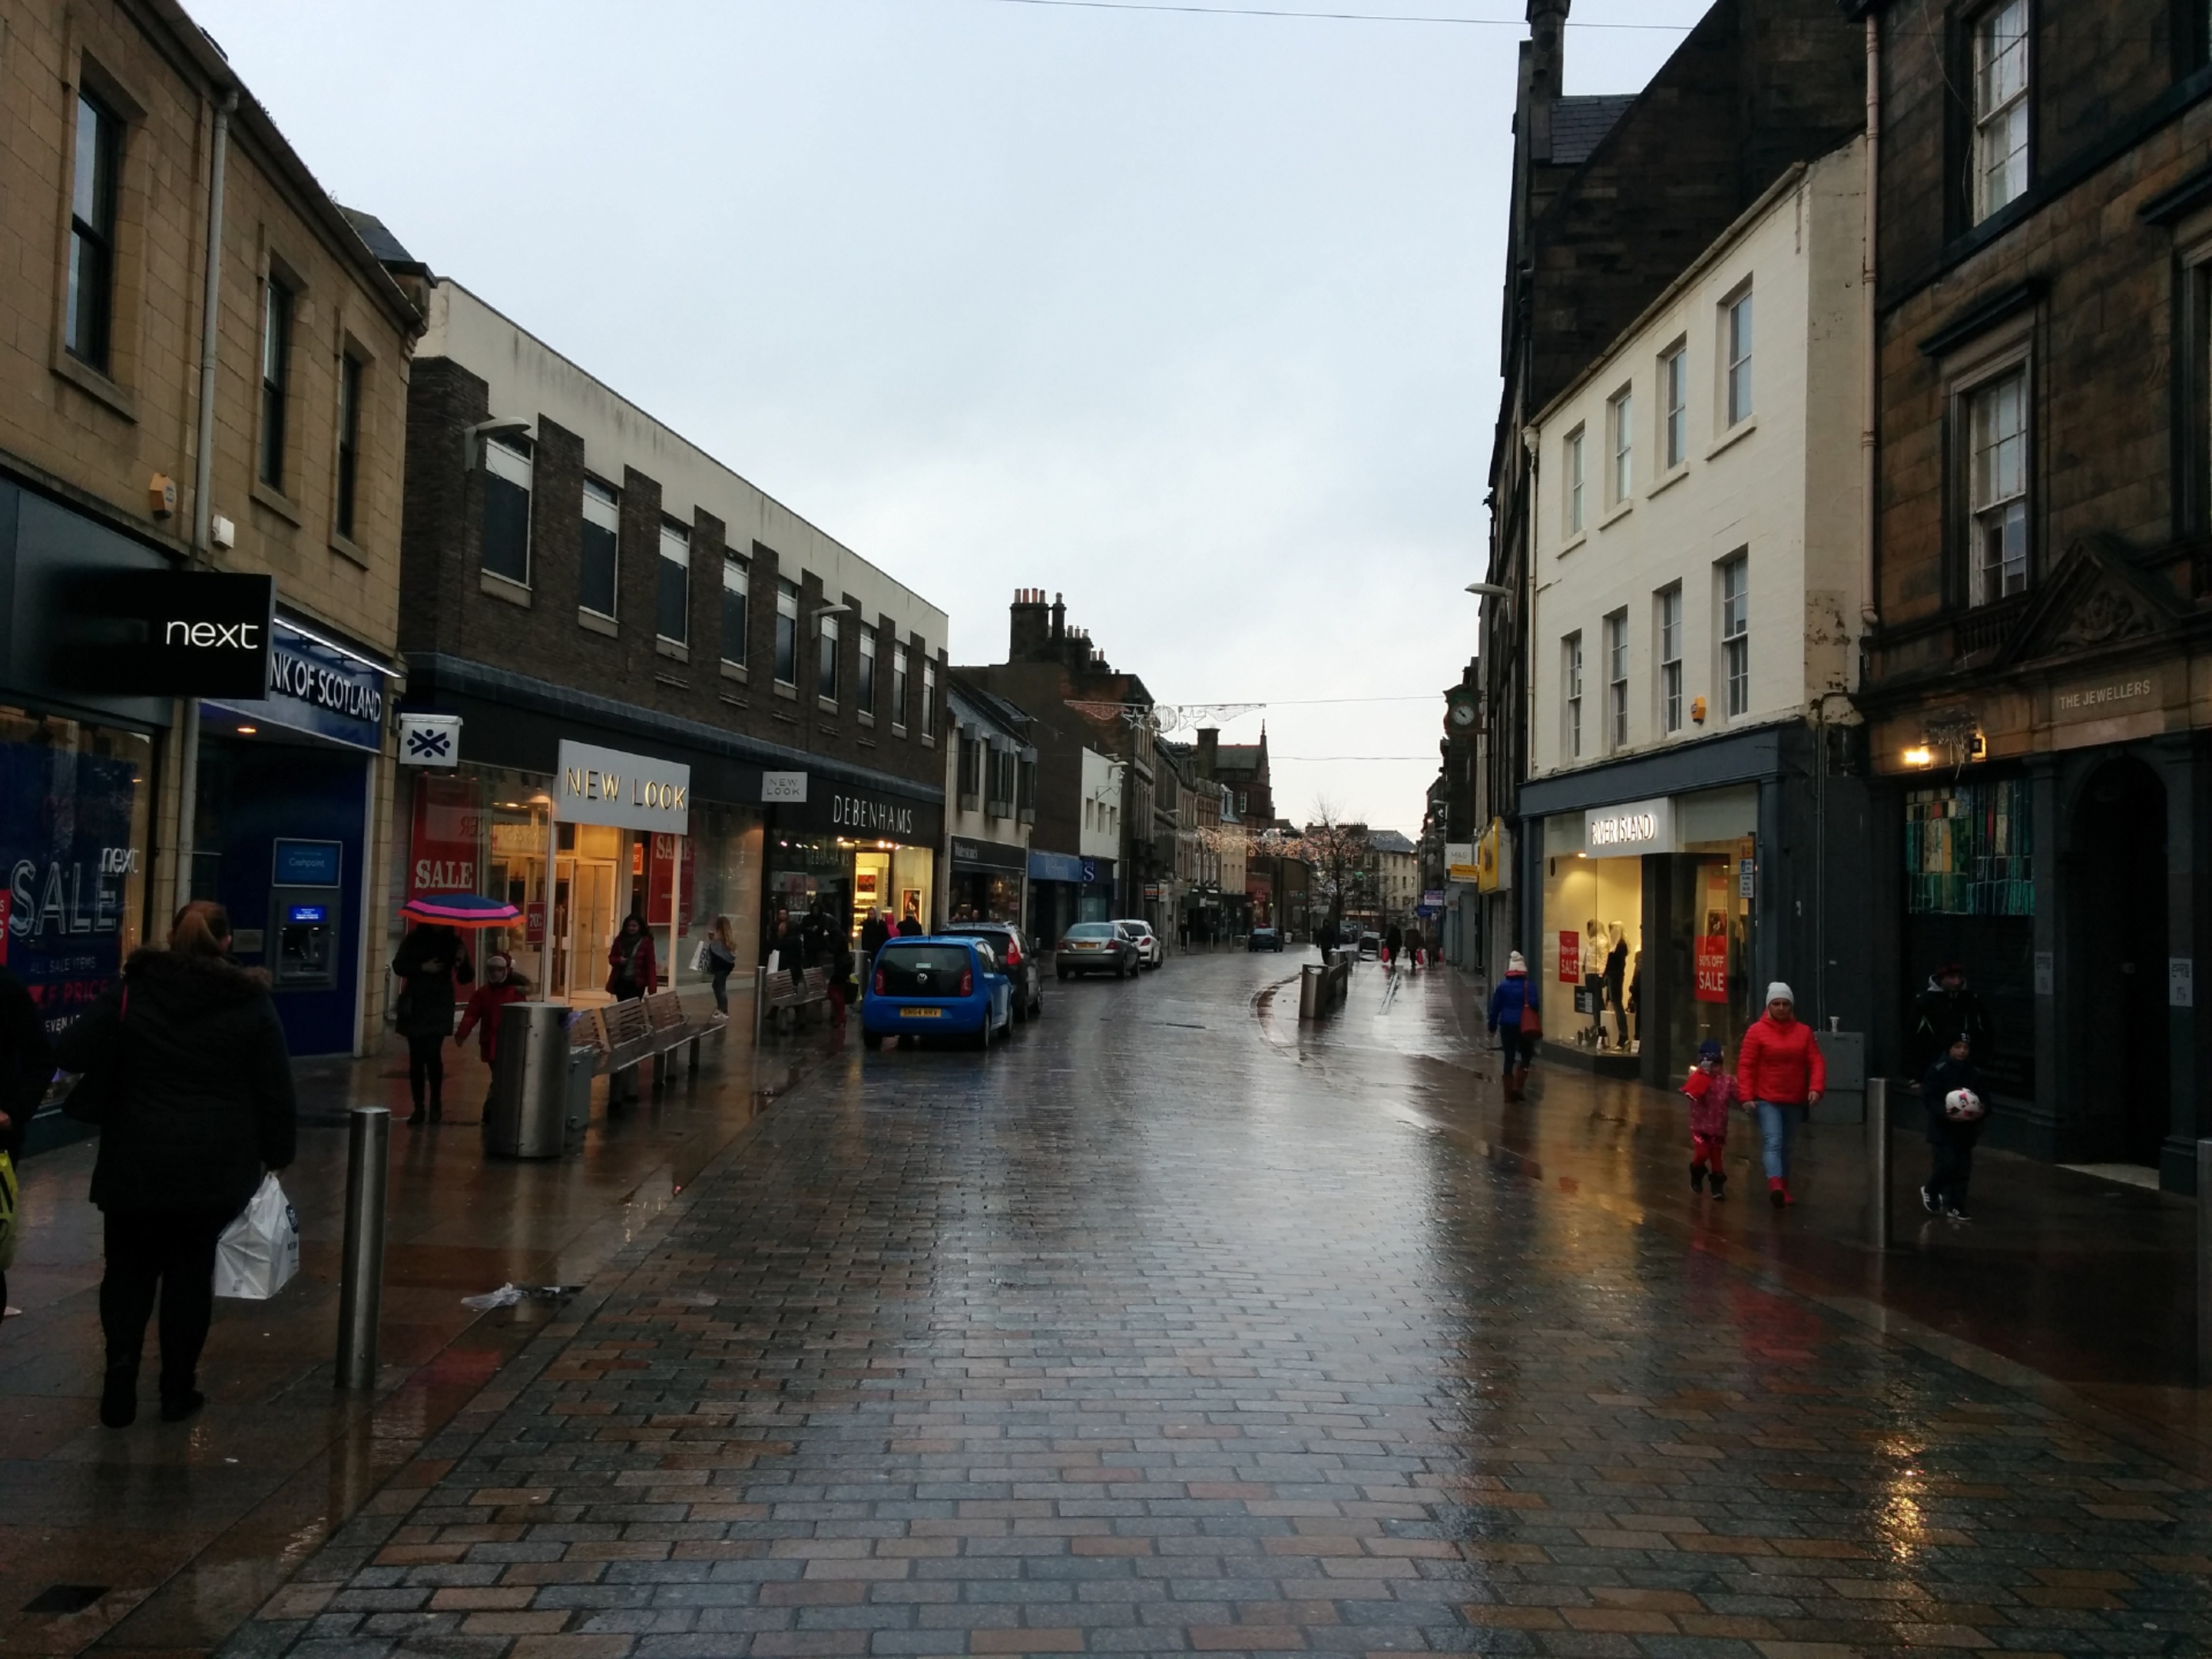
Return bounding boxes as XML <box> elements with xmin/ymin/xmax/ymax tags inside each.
<box><xmin>863</xmin><ymin>935</ymin><xmax>1013</xmax><ymax>1046</ymax></box>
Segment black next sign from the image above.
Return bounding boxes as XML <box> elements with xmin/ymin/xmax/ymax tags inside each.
<box><xmin>54</xmin><ymin>571</ymin><xmax>277</xmax><ymax>698</ymax></box>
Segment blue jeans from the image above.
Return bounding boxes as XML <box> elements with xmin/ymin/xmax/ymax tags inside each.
<box><xmin>1755</xmin><ymin>1100</ymin><xmax>1799</xmax><ymax>1181</ymax></box>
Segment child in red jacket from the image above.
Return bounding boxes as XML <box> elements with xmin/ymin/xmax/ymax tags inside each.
<box><xmin>454</xmin><ymin>953</ymin><xmax>529</xmax><ymax>1110</ymax></box>
<box><xmin>1682</xmin><ymin>1038</ymin><xmax>1740</xmax><ymax>1199</ymax></box>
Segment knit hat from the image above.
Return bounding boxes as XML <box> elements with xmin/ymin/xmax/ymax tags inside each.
<box><xmin>1508</xmin><ymin>951</ymin><xmax>1527</xmax><ymax>972</ymax></box>
<box><xmin>1697</xmin><ymin>1038</ymin><xmax>1723</xmax><ymax>1061</ymax></box>
<box><xmin>1765</xmin><ymin>982</ymin><xmax>1794</xmax><ymax>1006</ymax></box>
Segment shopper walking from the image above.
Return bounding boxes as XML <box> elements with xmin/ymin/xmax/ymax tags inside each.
<box><xmin>1384</xmin><ymin>922</ymin><xmax>1403</xmax><ymax>965</ymax></box>
<box><xmin>1486</xmin><ymin>950</ymin><xmax>1540</xmax><ymax>1102</ymax></box>
<box><xmin>453</xmin><ymin>953</ymin><xmax>529</xmax><ymax>1114</ymax></box>
<box><xmin>1909</xmin><ymin>962</ymin><xmax>1992</xmax><ymax>1079</ymax></box>
<box><xmin>1681</xmin><ymin>1038</ymin><xmax>1740</xmax><ymax>1199</ymax></box>
<box><xmin>1919</xmin><ymin>1032</ymin><xmax>1987</xmax><ymax>1221</ymax></box>
<box><xmin>1737</xmin><ymin>982</ymin><xmax>1826</xmax><ymax>1209</ymax></box>
<box><xmin>55</xmin><ymin>902</ymin><xmax>296</xmax><ymax>1427</ymax></box>
<box><xmin>704</xmin><ymin>915</ymin><xmax>739</xmax><ymax>1015</ymax></box>
<box><xmin>859</xmin><ymin>909</ymin><xmax>891</xmax><ymax>979</ymax></box>
<box><xmin>392</xmin><ymin>922</ymin><xmax>473</xmax><ymax>1125</ymax></box>
<box><xmin>0</xmin><ymin>964</ymin><xmax>51</xmax><ymax>1324</ymax></box>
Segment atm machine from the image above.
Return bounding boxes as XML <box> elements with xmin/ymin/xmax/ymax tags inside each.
<box><xmin>269</xmin><ymin>838</ymin><xmax>344</xmax><ymax>992</ymax></box>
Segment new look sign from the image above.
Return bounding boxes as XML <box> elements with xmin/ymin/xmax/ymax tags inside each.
<box><xmin>554</xmin><ymin>740</ymin><xmax>691</xmax><ymax>833</ymax></box>
<box><xmin>1582</xmin><ymin>796</ymin><xmax>1675</xmax><ymax>856</ymax></box>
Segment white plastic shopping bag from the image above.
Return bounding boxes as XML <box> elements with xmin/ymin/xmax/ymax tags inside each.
<box><xmin>214</xmin><ymin>1173</ymin><xmax>300</xmax><ymax>1300</ymax></box>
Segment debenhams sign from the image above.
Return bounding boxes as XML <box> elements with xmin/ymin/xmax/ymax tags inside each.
<box><xmin>554</xmin><ymin>740</ymin><xmax>690</xmax><ymax>833</ymax></box>
<box><xmin>1582</xmin><ymin>796</ymin><xmax>1674</xmax><ymax>855</ymax></box>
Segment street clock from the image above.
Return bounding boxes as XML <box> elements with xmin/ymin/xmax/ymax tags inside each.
<box><xmin>1445</xmin><ymin>690</ymin><xmax>1480</xmax><ymax>733</ymax></box>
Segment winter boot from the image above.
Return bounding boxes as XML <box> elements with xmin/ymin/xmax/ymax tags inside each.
<box><xmin>1709</xmin><ymin>1168</ymin><xmax>1727</xmax><ymax>1200</ymax></box>
<box><xmin>101</xmin><ymin>1363</ymin><xmax>137</xmax><ymax>1429</ymax></box>
<box><xmin>1689</xmin><ymin>1162</ymin><xmax>1706</xmax><ymax>1193</ymax></box>
<box><xmin>1511</xmin><ymin>1065</ymin><xmax>1529</xmax><ymax>1101</ymax></box>
<box><xmin>407</xmin><ymin>1081</ymin><xmax>426</xmax><ymax>1127</ymax></box>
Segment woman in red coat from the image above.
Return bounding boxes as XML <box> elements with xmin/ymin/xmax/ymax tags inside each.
<box><xmin>1736</xmin><ymin>982</ymin><xmax>1826</xmax><ymax>1210</ymax></box>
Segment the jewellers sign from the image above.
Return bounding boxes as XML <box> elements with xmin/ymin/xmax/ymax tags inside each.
<box><xmin>1582</xmin><ymin>796</ymin><xmax>1674</xmax><ymax>856</ymax></box>
<box><xmin>554</xmin><ymin>740</ymin><xmax>691</xmax><ymax>833</ymax></box>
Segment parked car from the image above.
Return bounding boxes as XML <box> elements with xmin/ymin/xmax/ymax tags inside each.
<box><xmin>942</xmin><ymin>922</ymin><xmax>1043</xmax><ymax>1020</ymax></box>
<box><xmin>1057</xmin><ymin>920</ymin><xmax>1140</xmax><ymax>979</ymax></box>
<box><xmin>863</xmin><ymin>935</ymin><xmax>1012</xmax><ymax>1046</ymax></box>
<box><xmin>1247</xmin><ymin>925</ymin><xmax>1283</xmax><ymax>952</ymax></box>
<box><xmin>1356</xmin><ymin>931</ymin><xmax>1382</xmax><ymax>959</ymax></box>
<box><xmin>1114</xmin><ymin>919</ymin><xmax>1164</xmax><ymax>969</ymax></box>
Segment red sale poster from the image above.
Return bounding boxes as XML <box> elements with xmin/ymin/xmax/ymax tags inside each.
<box><xmin>1557</xmin><ymin>929</ymin><xmax>1581</xmax><ymax>982</ymax></box>
<box><xmin>1694</xmin><ymin>934</ymin><xmax>1729</xmax><ymax>1003</ymax></box>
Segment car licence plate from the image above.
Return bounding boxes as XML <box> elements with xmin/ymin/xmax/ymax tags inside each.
<box><xmin>900</xmin><ymin>1006</ymin><xmax>943</xmax><ymax>1018</ymax></box>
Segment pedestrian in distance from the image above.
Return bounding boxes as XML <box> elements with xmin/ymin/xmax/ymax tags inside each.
<box><xmin>896</xmin><ymin>905</ymin><xmax>924</xmax><ymax>938</ymax></box>
<box><xmin>0</xmin><ymin>962</ymin><xmax>52</xmax><ymax>1325</ymax></box>
<box><xmin>1919</xmin><ymin>1032</ymin><xmax>1987</xmax><ymax>1221</ymax></box>
<box><xmin>453</xmin><ymin>952</ymin><xmax>529</xmax><ymax>1116</ymax></box>
<box><xmin>1909</xmin><ymin>962</ymin><xmax>1992</xmax><ymax>1081</ymax></box>
<box><xmin>1385</xmin><ymin>922</ymin><xmax>1403</xmax><ymax>965</ymax></box>
<box><xmin>55</xmin><ymin>901</ymin><xmax>296</xmax><ymax>1428</ymax></box>
<box><xmin>704</xmin><ymin>915</ymin><xmax>739</xmax><ymax>1015</ymax></box>
<box><xmin>859</xmin><ymin>909</ymin><xmax>891</xmax><ymax>982</ymax></box>
<box><xmin>392</xmin><ymin>922</ymin><xmax>473</xmax><ymax>1125</ymax></box>
<box><xmin>1403</xmin><ymin>925</ymin><xmax>1423</xmax><ymax>972</ymax></box>
<box><xmin>1737</xmin><ymin>982</ymin><xmax>1826</xmax><ymax>1210</ymax></box>
<box><xmin>1603</xmin><ymin>923</ymin><xmax>1630</xmax><ymax>1048</ymax></box>
<box><xmin>1486</xmin><ymin>950</ymin><xmax>1540</xmax><ymax>1102</ymax></box>
<box><xmin>1681</xmin><ymin>1038</ymin><xmax>1740</xmax><ymax>1199</ymax></box>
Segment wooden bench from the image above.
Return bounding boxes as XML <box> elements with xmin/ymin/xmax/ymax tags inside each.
<box><xmin>586</xmin><ymin>990</ymin><xmax>728</xmax><ymax>1094</ymax></box>
<box><xmin>761</xmin><ymin>966</ymin><xmax>831</xmax><ymax>1035</ymax></box>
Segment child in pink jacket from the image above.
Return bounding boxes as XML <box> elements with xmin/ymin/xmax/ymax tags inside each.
<box><xmin>1682</xmin><ymin>1038</ymin><xmax>1740</xmax><ymax>1199</ymax></box>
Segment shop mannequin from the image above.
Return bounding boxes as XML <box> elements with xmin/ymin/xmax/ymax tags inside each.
<box><xmin>1583</xmin><ymin>919</ymin><xmax>1608</xmax><ymax>1045</ymax></box>
<box><xmin>1604</xmin><ymin>922</ymin><xmax>1630</xmax><ymax>1048</ymax></box>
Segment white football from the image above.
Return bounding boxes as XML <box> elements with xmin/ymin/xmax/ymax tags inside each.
<box><xmin>1943</xmin><ymin>1088</ymin><xmax>1985</xmax><ymax>1122</ymax></box>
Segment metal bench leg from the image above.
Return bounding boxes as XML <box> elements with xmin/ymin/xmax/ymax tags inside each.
<box><xmin>687</xmin><ymin>1035</ymin><xmax>700</xmax><ymax>1075</ymax></box>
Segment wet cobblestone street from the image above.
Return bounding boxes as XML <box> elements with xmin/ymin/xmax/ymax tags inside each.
<box><xmin>233</xmin><ymin>956</ymin><xmax>2210</xmax><ymax>1658</ymax></box>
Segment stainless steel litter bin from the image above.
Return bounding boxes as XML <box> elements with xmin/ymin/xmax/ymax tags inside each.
<box><xmin>485</xmin><ymin>1002</ymin><xmax>580</xmax><ymax>1158</ymax></box>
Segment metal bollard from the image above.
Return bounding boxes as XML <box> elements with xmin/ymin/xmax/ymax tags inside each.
<box><xmin>1298</xmin><ymin>964</ymin><xmax>1320</xmax><ymax>1022</ymax></box>
<box><xmin>1866</xmin><ymin>1077</ymin><xmax>1889</xmax><ymax>1250</ymax></box>
<box><xmin>336</xmin><ymin>1105</ymin><xmax>389</xmax><ymax>1391</ymax></box>
<box><xmin>2197</xmin><ymin>1141</ymin><xmax>2212</xmax><ymax>1383</ymax></box>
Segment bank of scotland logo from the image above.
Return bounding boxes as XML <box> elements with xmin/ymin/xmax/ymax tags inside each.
<box><xmin>399</xmin><ymin>714</ymin><xmax>461</xmax><ymax>767</ymax></box>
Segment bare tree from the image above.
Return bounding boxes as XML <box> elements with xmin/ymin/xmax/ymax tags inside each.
<box><xmin>1295</xmin><ymin>800</ymin><xmax>1370</xmax><ymax>934</ymax></box>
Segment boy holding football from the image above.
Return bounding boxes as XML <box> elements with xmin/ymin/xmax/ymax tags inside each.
<box><xmin>1920</xmin><ymin>1032</ymin><xmax>1986</xmax><ymax>1221</ymax></box>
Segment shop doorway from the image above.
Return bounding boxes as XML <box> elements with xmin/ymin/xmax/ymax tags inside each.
<box><xmin>2070</xmin><ymin>758</ymin><xmax>2168</xmax><ymax>1166</ymax></box>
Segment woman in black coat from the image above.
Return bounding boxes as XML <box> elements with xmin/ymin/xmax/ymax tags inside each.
<box><xmin>55</xmin><ymin>902</ymin><xmax>296</xmax><ymax>1427</ymax></box>
<box><xmin>391</xmin><ymin>922</ymin><xmax>472</xmax><ymax>1124</ymax></box>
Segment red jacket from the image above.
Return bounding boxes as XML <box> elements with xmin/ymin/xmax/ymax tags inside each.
<box><xmin>1737</xmin><ymin>1014</ymin><xmax>1826</xmax><ymax>1105</ymax></box>
<box><xmin>455</xmin><ymin>982</ymin><xmax>528</xmax><ymax>1062</ymax></box>
<box><xmin>1681</xmin><ymin>1067</ymin><xmax>1740</xmax><ymax>1138</ymax></box>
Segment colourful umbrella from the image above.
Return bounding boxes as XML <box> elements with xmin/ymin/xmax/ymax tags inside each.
<box><xmin>400</xmin><ymin>892</ymin><xmax>523</xmax><ymax>929</ymax></box>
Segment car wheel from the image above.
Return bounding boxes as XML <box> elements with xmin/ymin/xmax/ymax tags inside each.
<box><xmin>1031</xmin><ymin>992</ymin><xmax>1044</xmax><ymax>1018</ymax></box>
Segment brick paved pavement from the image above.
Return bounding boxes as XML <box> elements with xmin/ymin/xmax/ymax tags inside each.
<box><xmin>226</xmin><ymin>957</ymin><xmax>2210</xmax><ymax>1658</ymax></box>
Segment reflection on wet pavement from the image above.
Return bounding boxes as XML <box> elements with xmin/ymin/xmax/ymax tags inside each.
<box><xmin>194</xmin><ymin>953</ymin><xmax>2207</xmax><ymax>1659</ymax></box>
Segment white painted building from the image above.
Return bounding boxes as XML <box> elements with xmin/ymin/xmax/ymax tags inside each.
<box><xmin>1515</xmin><ymin>137</ymin><xmax>1874</xmax><ymax>1078</ymax></box>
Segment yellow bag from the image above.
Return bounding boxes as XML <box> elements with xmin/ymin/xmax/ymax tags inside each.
<box><xmin>0</xmin><ymin>1151</ymin><xmax>18</xmax><ymax>1273</ymax></box>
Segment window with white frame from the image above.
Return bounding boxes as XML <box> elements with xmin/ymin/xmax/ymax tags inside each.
<box><xmin>657</xmin><ymin>522</ymin><xmax>690</xmax><ymax>644</ymax></box>
<box><xmin>1972</xmin><ymin>0</ymin><xmax>2029</xmax><ymax>224</ymax></box>
<box><xmin>1724</xmin><ymin>289</ymin><xmax>1753</xmax><ymax>427</ymax></box>
<box><xmin>480</xmin><ymin>439</ymin><xmax>532</xmax><ymax>585</ymax></box>
<box><xmin>1565</xmin><ymin>426</ymin><xmax>1586</xmax><ymax>535</ymax></box>
<box><xmin>816</xmin><ymin>611</ymin><xmax>839</xmax><ymax>701</ymax></box>
<box><xmin>1563</xmin><ymin>632</ymin><xmax>1584</xmax><ymax>760</ymax></box>
<box><xmin>580</xmin><ymin>478</ymin><xmax>620</xmax><ymax>618</ymax></box>
<box><xmin>1968</xmin><ymin>366</ymin><xmax>2029</xmax><ymax>604</ymax></box>
<box><xmin>1657</xmin><ymin>584</ymin><xmax>1684</xmax><ymax>734</ymax></box>
<box><xmin>259</xmin><ymin>276</ymin><xmax>294</xmax><ymax>488</ymax></box>
<box><xmin>65</xmin><ymin>91</ymin><xmax>120</xmax><ymax>374</ymax></box>
<box><xmin>1608</xmin><ymin>388</ymin><xmax>1633</xmax><ymax>505</ymax></box>
<box><xmin>1661</xmin><ymin>343</ymin><xmax>1687</xmax><ymax>470</ymax></box>
<box><xmin>720</xmin><ymin>554</ymin><xmax>748</xmax><ymax>666</ymax></box>
<box><xmin>1605</xmin><ymin>611</ymin><xmax>1628</xmax><ymax>750</ymax></box>
<box><xmin>1719</xmin><ymin>554</ymin><xmax>1750</xmax><ymax>717</ymax></box>
<box><xmin>857</xmin><ymin>624</ymin><xmax>877</xmax><ymax>713</ymax></box>
<box><xmin>774</xmin><ymin>579</ymin><xmax>799</xmax><ymax>685</ymax></box>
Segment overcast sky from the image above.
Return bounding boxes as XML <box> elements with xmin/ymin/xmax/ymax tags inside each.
<box><xmin>194</xmin><ymin>0</ymin><xmax>1706</xmax><ymax>834</ymax></box>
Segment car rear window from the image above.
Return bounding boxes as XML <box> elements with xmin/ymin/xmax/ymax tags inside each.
<box><xmin>1065</xmin><ymin>923</ymin><xmax>1114</xmax><ymax>939</ymax></box>
<box><xmin>875</xmin><ymin>945</ymin><xmax>972</xmax><ymax>995</ymax></box>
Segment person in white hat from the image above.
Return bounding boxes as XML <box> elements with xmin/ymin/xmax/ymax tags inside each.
<box><xmin>1736</xmin><ymin>982</ymin><xmax>1826</xmax><ymax>1209</ymax></box>
<box><xmin>1486</xmin><ymin>951</ymin><xmax>1539</xmax><ymax>1102</ymax></box>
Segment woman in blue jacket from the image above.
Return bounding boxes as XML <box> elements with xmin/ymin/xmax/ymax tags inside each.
<box><xmin>1487</xmin><ymin>951</ymin><xmax>1539</xmax><ymax>1101</ymax></box>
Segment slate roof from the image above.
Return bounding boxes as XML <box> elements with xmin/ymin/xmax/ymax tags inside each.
<box><xmin>1369</xmin><ymin>830</ymin><xmax>1417</xmax><ymax>855</ymax></box>
<box><xmin>1551</xmin><ymin>95</ymin><xmax>1637</xmax><ymax>167</ymax></box>
<box><xmin>1212</xmin><ymin>744</ymin><xmax>1265</xmax><ymax>773</ymax></box>
<box><xmin>339</xmin><ymin>207</ymin><xmax>422</xmax><ymax>270</ymax></box>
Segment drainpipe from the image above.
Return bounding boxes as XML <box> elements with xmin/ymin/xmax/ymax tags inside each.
<box><xmin>172</xmin><ymin>88</ymin><xmax>235</xmax><ymax>929</ymax></box>
<box><xmin>1860</xmin><ymin>12</ymin><xmax>1880</xmax><ymax>633</ymax></box>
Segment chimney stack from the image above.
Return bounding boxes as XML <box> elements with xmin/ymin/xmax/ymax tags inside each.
<box><xmin>1525</xmin><ymin>0</ymin><xmax>1568</xmax><ymax>161</ymax></box>
<box><xmin>1009</xmin><ymin>586</ymin><xmax>1051</xmax><ymax>661</ymax></box>
<box><xmin>1050</xmin><ymin>592</ymin><xmax>1066</xmax><ymax>641</ymax></box>
<box><xmin>1197</xmin><ymin>727</ymin><xmax>1219</xmax><ymax>777</ymax></box>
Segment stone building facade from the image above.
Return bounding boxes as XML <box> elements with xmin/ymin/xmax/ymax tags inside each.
<box><xmin>1849</xmin><ymin>0</ymin><xmax>2212</xmax><ymax>1187</ymax></box>
<box><xmin>0</xmin><ymin>0</ymin><xmax>420</xmax><ymax>1075</ymax></box>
